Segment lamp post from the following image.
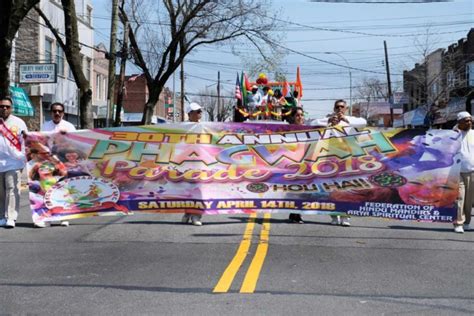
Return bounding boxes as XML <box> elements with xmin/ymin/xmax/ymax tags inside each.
<box><xmin>324</xmin><ymin>52</ymin><xmax>352</xmax><ymax>116</ymax></box>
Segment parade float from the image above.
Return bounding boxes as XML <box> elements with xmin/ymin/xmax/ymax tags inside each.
<box><xmin>234</xmin><ymin>67</ymin><xmax>303</xmax><ymax>122</ymax></box>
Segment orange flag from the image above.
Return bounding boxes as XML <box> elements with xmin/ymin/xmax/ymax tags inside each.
<box><xmin>295</xmin><ymin>66</ymin><xmax>303</xmax><ymax>98</ymax></box>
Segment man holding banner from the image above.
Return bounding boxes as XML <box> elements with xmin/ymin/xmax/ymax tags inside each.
<box><xmin>0</xmin><ymin>97</ymin><xmax>28</xmax><ymax>229</ymax></box>
<box><xmin>33</xmin><ymin>102</ymin><xmax>75</xmax><ymax>228</ymax></box>
<box><xmin>313</xmin><ymin>99</ymin><xmax>367</xmax><ymax>226</ymax></box>
<box><xmin>181</xmin><ymin>102</ymin><xmax>204</xmax><ymax>226</ymax></box>
<box><xmin>453</xmin><ymin>111</ymin><xmax>474</xmax><ymax>233</ymax></box>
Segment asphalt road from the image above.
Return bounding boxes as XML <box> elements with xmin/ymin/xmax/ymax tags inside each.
<box><xmin>1</xmin><ymin>191</ymin><xmax>473</xmax><ymax>315</ymax></box>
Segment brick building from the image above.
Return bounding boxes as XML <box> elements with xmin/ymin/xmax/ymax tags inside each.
<box><xmin>117</xmin><ymin>74</ymin><xmax>174</xmax><ymax>124</ymax></box>
<box><xmin>403</xmin><ymin>28</ymin><xmax>474</xmax><ymax>127</ymax></box>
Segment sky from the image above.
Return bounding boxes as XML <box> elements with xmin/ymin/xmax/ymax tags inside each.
<box><xmin>92</xmin><ymin>0</ymin><xmax>473</xmax><ymax>119</ymax></box>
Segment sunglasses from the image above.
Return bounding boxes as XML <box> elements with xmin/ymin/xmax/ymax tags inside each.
<box><xmin>335</xmin><ymin>105</ymin><xmax>346</xmax><ymax>109</ymax></box>
<box><xmin>52</xmin><ymin>110</ymin><xmax>64</xmax><ymax>114</ymax></box>
<box><xmin>191</xmin><ymin>110</ymin><xmax>202</xmax><ymax>114</ymax></box>
<box><xmin>0</xmin><ymin>105</ymin><xmax>12</xmax><ymax>109</ymax></box>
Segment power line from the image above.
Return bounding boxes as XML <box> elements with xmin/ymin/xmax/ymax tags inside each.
<box><xmin>25</xmin><ymin>16</ymin><xmax>106</xmax><ymax>54</ymax></box>
<box><xmin>268</xmin><ymin>15</ymin><xmax>469</xmax><ymax>38</ymax></box>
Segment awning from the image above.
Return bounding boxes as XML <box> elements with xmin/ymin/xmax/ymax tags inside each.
<box><xmin>9</xmin><ymin>86</ymin><xmax>35</xmax><ymax>116</ymax></box>
<box><xmin>403</xmin><ymin>107</ymin><xmax>427</xmax><ymax>126</ymax></box>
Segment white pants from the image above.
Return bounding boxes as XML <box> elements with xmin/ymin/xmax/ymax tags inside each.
<box><xmin>0</xmin><ymin>169</ymin><xmax>22</xmax><ymax>221</ymax></box>
<box><xmin>455</xmin><ymin>171</ymin><xmax>474</xmax><ymax>225</ymax></box>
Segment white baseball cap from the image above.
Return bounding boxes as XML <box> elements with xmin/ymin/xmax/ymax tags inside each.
<box><xmin>457</xmin><ymin>111</ymin><xmax>472</xmax><ymax>121</ymax></box>
<box><xmin>187</xmin><ymin>102</ymin><xmax>202</xmax><ymax>113</ymax></box>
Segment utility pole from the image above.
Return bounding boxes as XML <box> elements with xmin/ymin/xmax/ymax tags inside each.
<box><xmin>172</xmin><ymin>71</ymin><xmax>176</xmax><ymax>122</ymax></box>
<box><xmin>106</xmin><ymin>0</ymin><xmax>119</xmax><ymax>127</ymax></box>
<box><xmin>384</xmin><ymin>40</ymin><xmax>393</xmax><ymax>126</ymax></box>
<box><xmin>114</xmin><ymin>19</ymin><xmax>129</xmax><ymax>127</ymax></box>
<box><xmin>217</xmin><ymin>71</ymin><xmax>221</xmax><ymax>122</ymax></box>
<box><xmin>180</xmin><ymin>62</ymin><xmax>185</xmax><ymax>122</ymax></box>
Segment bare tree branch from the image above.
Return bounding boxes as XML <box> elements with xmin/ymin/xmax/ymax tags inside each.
<box><xmin>123</xmin><ymin>0</ymin><xmax>281</xmax><ymax>124</ymax></box>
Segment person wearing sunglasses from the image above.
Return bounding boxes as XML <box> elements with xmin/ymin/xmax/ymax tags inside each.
<box><xmin>0</xmin><ymin>96</ymin><xmax>28</xmax><ymax>229</ymax></box>
<box><xmin>313</xmin><ymin>99</ymin><xmax>367</xmax><ymax>129</ymax></box>
<box><xmin>33</xmin><ymin>102</ymin><xmax>76</xmax><ymax>228</ymax></box>
<box><xmin>42</xmin><ymin>102</ymin><xmax>76</xmax><ymax>133</ymax></box>
<box><xmin>181</xmin><ymin>102</ymin><xmax>204</xmax><ymax>226</ymax></box>
<box><xmin>312</xmin><ymin>99</ymin><xmax>367</xmax><ymax>227</ymax></box>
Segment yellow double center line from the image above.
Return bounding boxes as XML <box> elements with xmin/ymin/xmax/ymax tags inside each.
<box><xmin>213</xmin><ymin>213</ymin><xmax>271</xmax><ymax>294</ymax></box>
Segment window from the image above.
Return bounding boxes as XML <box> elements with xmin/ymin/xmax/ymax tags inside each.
<box><xmin>431</xmin><ymin>81</ymin><xmax>438</xmax><ymax>96</ymax></box>
<box><xmin>68</xmin><ymin>63</ymin><xmax>74</xmax><ymax>80</ymax></box>
<box><xmin>467</xmin><ymin>62</ymin><xmax>474</xmax><ymax>87</ymax></box>
<box><xmin>45</xmin><ymin>38</ymin><xmax>53</xmax><ymax>62</ymax></box>
<box><xmin>103</xmin><ymin>77</ymin><xmax>107</xmax><ymax>101</ymax></box>
<box><xmin>86</xmin><ymin>5</ymin><xmax>93</xmax><ymax>26</ymax></box>
<box><xmin>56</xmin><ymin>42</ymin><xmax>64</xmax><ymax>76</ymax></box>
<box><xmin>447</xmin><ymin>70</ymin><xmax>455</xmax><ymax>88</ymax></box>
<box><xmin>85</xmin><ymin>58</ymin><xmax>91</xmax><ymax>81</ymax></box>
<box><xmin>96</xmin><ymin>74</ymin><xmax>101</xmax><ymax>99</ymax></box>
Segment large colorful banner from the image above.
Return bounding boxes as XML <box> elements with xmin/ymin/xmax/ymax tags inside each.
<box><xmin>26</xmin><ymin>123</ymin><xmax>462</xmax><ymax>223</ymax></box>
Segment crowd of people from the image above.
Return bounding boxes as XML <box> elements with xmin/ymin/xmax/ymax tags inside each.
<box><xmin>0</xmin><ymin>96</ymin><xmax>473</xmax><ymax>233</ymax></box>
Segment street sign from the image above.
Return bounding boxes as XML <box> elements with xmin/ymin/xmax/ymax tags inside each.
<box><xmin>19</xmin><ymin>63</ymin><xmax>57</xmax><ymax>84</ymax></box>
<box><xmin>9</xmin><ymin>86</ymin><xmax>35</xmax><ymax>116</ymax></box>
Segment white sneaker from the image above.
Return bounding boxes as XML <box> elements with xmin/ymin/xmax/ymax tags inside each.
<box><xmin>330</xmin><ymin>216</ymin><xmax>340</xmax><ymax>225</ymax></box>
<box><xmin>191</xmin><ymin>216</ymin><xmax>202</xmax><ymax>226</ymax></box>
<box><xmin>181</xmin><ymin>213</ymin><xmax>190</xmax><ymax>224</ymax></box>
<box><xmin>34</xmin><ymin>221</ymin><xmax>47</xmax><ymax>228</ymax></box>
<box><xmin>60</xmin><ymin>221</ymin><xmax>69</xmax><ymax>227</ymax></box>
<box><xmin>454</xmin><ymin>225</ymin><xmax>464</xmax><ymax>234</ymax></box>
<box><xmin>6</xmin><ymin>219</ymin><xmax>15</xmax><ymax>228</ymax></box>
<box><xmin>0</xmin><ymin>218</ymin><xmax>6</xmax><ymax>227</ymax></box>
<box><xmin>463</xmin><ymin>224</ymin><xmax>471</xmax><ymax>231</ymax></box>
<box><xmin>341</xmin><ymin>218</ymin><xmax>351</xmax><ymax>227</ymax></box>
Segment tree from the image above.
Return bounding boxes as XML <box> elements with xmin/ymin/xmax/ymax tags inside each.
<box><xmin>34</xmin><ymin>1</ymin><xmax>93</xmax><ymax>129</ymax></box>
<box><xmin>121</xmin><ymin>0</ymin><xmax>280</xmax><ymax>124</ymax></box>
<box><xmin>196</xmin><ymin>88</ymin><xmax>233</xmax><ymax>122</ymax></box>
<box><xmin>0</xmin><ymin>0</ymin><xmax>40</xmax><ymax>98</ymax></box>
<box><xmin>355</xmin><ymin>77</ymin><xmax>388</xmax><ymax>120</ymax></box>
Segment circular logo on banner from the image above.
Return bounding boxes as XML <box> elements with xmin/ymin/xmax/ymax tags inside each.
<box><xmin>246</xmin><ymin>182</ymin><xmax>269</xmax><ymax>193</ymax></box>
<box><xmin>44</xmin><ymin>176</ymin><xmax>120</xmax><ymax>210</ymax></box>
<box><xmin>369</xmin><ymin>172</ymin><xmax>407</xmax><ymax>188</ymax></box>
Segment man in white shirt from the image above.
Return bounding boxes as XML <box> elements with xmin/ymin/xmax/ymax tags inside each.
<box><xmin>42</xmin><ymin>102</ymin><xmax>76</xmax><ymax>133</ymax></box>
<box><xmin>0</xmin><ymin>96</ymin><xmax>28</xmax><ymax>228</ymax></box>
<box><xmin>247</xmin><ymin>85</ymin><xmax>262</xmax><ymax>117</ymax></box>
<box><xmin>453</xmin><ymin>111</ymin><xmax>474</xmax><ymax>233</ymax></box>
<box><xmin>313</xmin><ymin>99</ymin><xmax>367</xmax><ymax>227</ymax></box>
<box><xmin>182</xmin><ymin>102</ymin><xmax>203</xmax><ymax>226</ymax></box>
<box><xmin>34</xmin><ymin>102</ymin><xmax>75</xmax><ymax>228</ymax></box>
<box><xmin>312</xmin><ymin>99</ymin><xmax>367</xmax><ymax>128</ymax></box>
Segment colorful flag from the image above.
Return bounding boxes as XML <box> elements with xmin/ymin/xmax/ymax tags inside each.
<box><xmin>295</xmin><ymin>66</ymin><xmax>303</xmax><ymax>98</ymax></box>
<box><xmin>241</xmin><ymin>72</ymin><xmax>247</xmax><ymax>106</ymax></box>
<box><xmin>235</xmin><ymin>73</ymin><xmax>242</xmax><ymax>100</ymax></box>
